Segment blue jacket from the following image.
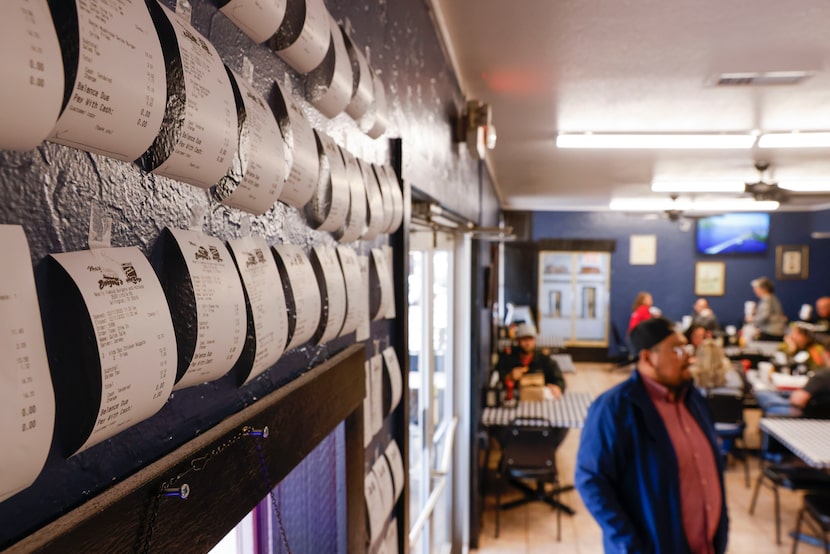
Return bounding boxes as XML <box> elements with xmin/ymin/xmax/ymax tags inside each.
<box><xmin>575</xmin><ymin>371</ymin><xmax>728</xmax><ymax>554</ymax></box>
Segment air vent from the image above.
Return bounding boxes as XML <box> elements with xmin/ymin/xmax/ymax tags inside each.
<box><xmin>713</xmin><ymin>71</ymin><xmax>813</xmax><ymax>87</ymax></box>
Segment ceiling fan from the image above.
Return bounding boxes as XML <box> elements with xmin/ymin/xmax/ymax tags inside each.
<box><xmin>744</xmin><ymin>161</ymin><xmax>788</xmax><ymax>203</ymax></box>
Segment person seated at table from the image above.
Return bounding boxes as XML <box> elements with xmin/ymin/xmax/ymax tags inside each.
<box><xmin>746</xmin><ymin>276</ymin><xmax>788</xmax><ymax>341</ymax></box>
<box><xmin>685</xmin><ymin>323</ymin><xmax>708</xmax><ymax>348</ymax></box>
<box><xmin>496</xmin><ymin>322</ymin><xmax>565</xmax><ymax>399</ymax></box>
<box><xmin>754</xmin><ymin>367</ymin><xmax>830</xmax><ymax>417</ymax></box>
<box><xmin>778</xmin><ymin>321</ymin><xmax>830</xmax><ymax>374</ymax></box>
<box><xmin>805</xmin><ymin>296</ymin><xmax>830</xmax><ymax>331</ymax></box>
<box><xmin>690</xmin><ymin>333</ymin><xmax>744</xmax><ymax>393</ymax></box>
<box><xmin>628</xmin><ymin>291</ymin><xmax>657</xmax><ymax>333</ymax></box>
<box><xmin>692</xmin><ymin>297</ymin><xmax>721</xmax><ymax>333</ymax></box>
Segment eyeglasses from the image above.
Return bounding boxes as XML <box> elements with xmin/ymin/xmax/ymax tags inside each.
<box><xmin>653</xmin><ymin>344</ymin><xmax>694</xmax><ymax>359</ymax></box>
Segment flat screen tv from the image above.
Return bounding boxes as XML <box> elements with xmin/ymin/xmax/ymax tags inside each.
<box><xmin>696</xmin><ymin>212</ymin><xmax>770</xmax><ymax>255</ymax></box>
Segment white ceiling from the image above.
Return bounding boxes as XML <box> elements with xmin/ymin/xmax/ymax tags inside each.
<box><xmin>432</xmin><ymin>0</ymin><xmax>830</xmax><ymax>212</ymax></box>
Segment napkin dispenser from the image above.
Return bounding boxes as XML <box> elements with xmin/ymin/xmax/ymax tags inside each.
<box><xmin>519</xmin><ymin>373</ymin><xmax>545</xmax><ymax>401</ymax></box>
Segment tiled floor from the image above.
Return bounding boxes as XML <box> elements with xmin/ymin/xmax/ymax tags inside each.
<box><xmin>473</xmin><ymin>362</ymin><xmax>824</xmax><ymax>553</ymax></box>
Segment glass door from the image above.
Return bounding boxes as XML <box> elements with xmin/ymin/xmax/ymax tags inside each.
<box><xmin>408</xmin><ymin>227</ymin><xmax>457</xmax><ymax>553</ymax></box>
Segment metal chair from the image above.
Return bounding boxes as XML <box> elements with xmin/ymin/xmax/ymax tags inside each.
<box><xmin>493</xmin><ymin>418</ymin><xmax>563</xmax><ymax>540</ymax></box>
<box><xmin>792</xmin><ymin>493</ymin><xmax>830</xmax><ymax>554</ymax></box>
<box><xmin>706</xmin><ymin>389</ymin><xmax>750</xmax><ymax>487</ymax></box>
<box><xmin>749</xmin><ymin>431</ymin><xmax>830</xmax><ymax>545</ymax></box>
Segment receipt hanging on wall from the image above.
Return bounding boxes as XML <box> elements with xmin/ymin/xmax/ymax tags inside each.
<box><xmin>364</xmin><ymin>467</ymin><xmax>386</xmax><ymax>545</ymax></box>
<box><xmin>383</xmin><ymin>440</ymin><xmax>405</xmax><ymax>502</ymax></box>
<box><xmin>272</xmin><ymin>0</ymin><xmax>330</xmax><ymax>73</ymax></box>
<box><xmin>45</xmin><ymin>246</ymin><xmax>176</xmax><ymax>456</ymax></box>
<box><xmin>341</xmin><ymin>25</ymin><xmax>373</xmax><ymax>121</ymax></box>
<box><xmin>272</xmin><ymin>81</ymin><xmax>319</xmax><ymax>209</ymax></box>
<box><xmin>272</xmin><ymin>244</ymin><xmax>321</xmax><ymax>351</ymax></box>
<box><xmin>138</xmin><ymin>2</ymin><xmax>238</xmax><ymax>189</ymax></box>
<box><xmin>369</xmin><ymin>248</ymin><xmax>394</xmax><ymax>321</ymax></box>
<box><xmin>306</xmin><ymin>15</ymin><xmax>353</xmax><ymax>118</ymax></box>
<box><xmin>335</xmin><ymin>246</ymin><xmax>364</xmax><ymax>337</ymax></box>
<box><xmin>371</xmin><ymin>163</ymin><xmax>395</xmax><ymax>234</ymax></box>
<box><xmin>309</xmin><ymin>246</ymin><xmax>347</xmax><ymax>345</ymax></box>
<box><xmin>335</xmin><ymin>148</ymin><xmax>368</xmax><ymax>243</ymax></box>
<box><xmin>378</xmin><ymin>164</ymin><xmax>404</xmax><ymax>234</ymax></box>
<box><xmin>382</xmin><ymin>346</ymin><xmax>402</xmax><ymax>415</ymax></box>
<box><xmin>0</xmin><ymin>226</ymin><xmax>55</xmax><ymax>502</ymax></box>
<box><xmin>226</xmin><ymin>237</ymin><xmax>289</xmax><ymax>384</ymax></box>
<box><xmin>304</xmin><ymin>131</ymin><xmax>349</xmax><ymax>232</ymax></box>
<box><xmin>218</xmin><ymin>0</ymin><xmax>287</xmax><ymax>44</ymax></box>
<box><xmin>47</xmin><ymin>0</ymin><xmax>166</xmax><ymax>161</ymax></box>
<box><xmin>361</xmin><ymin>69</ymin><xmax>389</xmax><ymax>139</ymax></box>
<box><xmin>0</xmin><ymin>0</ymin><xmax>63</xmax><ymax>151</ymax></box>
<box><xmin>214</xmin><ymin>67</ymin><xmax>289</xmax><ymax>215</ymax></box>
<box><xmin>358</xmin><ymin>158</ymin><xmax>385</xmax><ymax>240</ymax></box>
<box><xmin>152</xmin><ymin>228</ymin><xmax>247</xmax><ymax>390</ymax></box>
<box><xmin>369</xmin><ymin>353</ymin><xmax>383</xmax><ymax>437</ymax></box>
<box><xmin>372</xmin><ymin>455</ymin><xmax>395</xmax><ymax>518</ymax></box>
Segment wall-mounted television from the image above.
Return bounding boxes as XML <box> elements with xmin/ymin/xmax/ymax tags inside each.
<box><xmin>696</xmin><ymin>212</ymin><xmax>770</xmax><ymax>255</ymax></box>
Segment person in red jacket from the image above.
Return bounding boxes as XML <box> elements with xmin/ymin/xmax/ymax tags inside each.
<box><xmin>628</xmin><ymin>291</ymin><xmax>655</xmax><ymax>333</ymax></box>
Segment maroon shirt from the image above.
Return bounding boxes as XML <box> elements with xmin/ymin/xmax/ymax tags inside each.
<box><xmin>642</xmin><ymin>375</ymin><xmax>723</xmax><ymax>554</ymax></box>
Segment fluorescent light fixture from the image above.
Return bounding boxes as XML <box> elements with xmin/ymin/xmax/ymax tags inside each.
<box><xmin>778</xmin><ymin>180</ymin><xmax>830</xmax><ymax>192</ymax></box>
<box><xmin>759</xmin><ymin>132</ymin><xmax>830</xmax><ymax>148</ymax></box>
<box><xmin>556</xmin><ymin>133</ymin><xmax>756</xmax><ymax>149</ymax></box>
<box><xmin>651</xmin><ymin>181</ymin><xmax>746</xmax><ymax>193</ymax></box>
<box><xmin>609</xmin><ymin>198</ymin><xmax>779</xmax><ymax>212</ymax></box>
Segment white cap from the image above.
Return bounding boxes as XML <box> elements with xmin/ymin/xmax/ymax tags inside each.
<box><xmin>514</xmin><ymin>322</ymin><xmax>537</xmax><ymax>339</ymax></box>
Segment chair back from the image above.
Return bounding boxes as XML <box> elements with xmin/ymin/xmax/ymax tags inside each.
<box><xmin>499</xmin><ymin>418</ymin><xmax>559</xmax><ymax>475</ymax></box>
<box><xmin>804</xmin><ymin>391</ymin><xmax>830</xmax><ymax>419</ymax></box>
<box><xmin>706</xmin><ymin>389</ymin><xmax>745</xmax><ymax>425</ymax></box>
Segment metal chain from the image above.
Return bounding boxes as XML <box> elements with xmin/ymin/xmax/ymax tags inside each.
<box><xmin>137</xmin><ymin>428</ymin><xmax>248</xmax><ymax>553</ymax></box>
<box><xmin>254</xmin><ymin>440</ymin><xmax>292</xmax><ymax>554</ymax></box>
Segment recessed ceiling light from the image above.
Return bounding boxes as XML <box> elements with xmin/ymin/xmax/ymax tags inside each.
<box><xmin>759</xmin><ymin>132</ymin><xmax>830</xmax><ymax>148</ymax></box>
<box><xmin>556</xmin><ymin>133</ymin><xmax>756</xmax><ymax>149</ymax></box>
<box><xmin>651</xmin><ymin>181</ymin><xmax>746</xmax><ymax>193</ymax></box>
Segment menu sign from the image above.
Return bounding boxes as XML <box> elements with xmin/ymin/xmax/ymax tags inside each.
<box><xmin>48</xmin><ymin>0</ymin><xmax>166</xmax><ymax>161</ymax></box>
<box><xmin>0</xmin><ymin>226</ymin><xmax>55</xmax><ymax>501</ymax></box>
<box><xmin>0</xmin><ymin>0</ymin><xmax>63</xmax><ymax>151</ymax></box>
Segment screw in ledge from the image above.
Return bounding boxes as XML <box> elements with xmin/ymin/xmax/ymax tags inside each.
<box><xmin>163</xmin><ymin>483</ymin><xmax>190</xmax><ymax>500</ymax></box>
<box><xmin>244</xmin><ymin>426</ymin><xmax>269</xmax><ymax>439</ymax></box>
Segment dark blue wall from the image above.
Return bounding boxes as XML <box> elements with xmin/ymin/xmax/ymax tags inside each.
<box><xmin>533</xmin><ymin>209</ymin><xmax>830</xmax><ymax>353</ymax></box>
<box><xmin>0</xmin><ymin>0</ymin><xmax>498</xmax><ymax>549</ymax></box>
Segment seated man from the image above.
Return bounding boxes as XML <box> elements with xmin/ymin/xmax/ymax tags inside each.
<box><xmin>754</xmin><ymin>366</ymin><xmax>830</xmax><ymax>416</ymax></box>
<box><xmin>496</xmin><ymin>322</ymin><xmax>565</xmax><ymax>398</ymax></box>
<box><xmin>778</xmin><ymin>321</ymin><xmax>830</xmax><ymax>374</ymax></box>
<box><xmin>692</xmin><ymin>297</ymin><xmax>721</xmax><ymax>333</ymax></box>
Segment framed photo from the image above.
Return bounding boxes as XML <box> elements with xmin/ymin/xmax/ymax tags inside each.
<box><xmin>695</xmin><ymin>261</ymin><xmax>725</xmax><ymax>296</ymax></box>
<box><xmin>776</xmin><ymin>245</ymin><xmax>809</xmax><ymax>280</ymax></box>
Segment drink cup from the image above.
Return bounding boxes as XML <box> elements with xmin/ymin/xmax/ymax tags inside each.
<box><xmin>800</xmin><ymin>304</ymin><xmax>813</xmax><ymax>321</ymax></box>
<box><xmin>758</xmin><ymin>361</ymin><xmax>774</xmax><ymax>381</ymax></box>
<box><xmin>745</xmin><ymin>301</ymin><xmax>756</xmax><ymax>318</ymax></box>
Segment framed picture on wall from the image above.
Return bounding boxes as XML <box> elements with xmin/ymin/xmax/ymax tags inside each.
<box><xmin>776</xmin><ymin>245</ymin><xmax>809</xmax><ymax>280</ymax></box>
<box><xmin>695</xmin><ymin>261</ymin><xmax>725</xmax><ymax>296</ymax></box>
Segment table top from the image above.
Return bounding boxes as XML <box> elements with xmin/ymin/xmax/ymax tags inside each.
<box><xmin>760</xmin><ymin>418</ymin><xmax>830</xmax><ymax>468</ymax></box>
<box><xmin>481</xmin><ymin>392</ymin><xmax>594</xmax><ymax>428</ymax></box>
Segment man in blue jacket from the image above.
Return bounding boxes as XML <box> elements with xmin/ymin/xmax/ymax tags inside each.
<box><xmin>575</xmin><ymin>317</ymin><xmax>728</xmax><ymax>553</ymax></box>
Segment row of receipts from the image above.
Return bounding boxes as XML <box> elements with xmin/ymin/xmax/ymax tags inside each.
<box><xmin>0</xmin><ymin>0</ymin><xmax>397</xmax><ymax>228</ymax></box>
<box><xmin>0</xmin><ymin>224</ymin><xmax>396</xmax><ymax>504</ymax></box>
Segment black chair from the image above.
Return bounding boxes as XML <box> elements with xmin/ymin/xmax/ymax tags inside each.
<box><xmin>749</xmin><ymin>431</ymin><xmax>830</xmax><ymax>545</ymax></box>
<box><xmin>706</xmin><ymin>389</ymin><xmax>750</xmax><ymax>487</ymax></box>
<box><xmin>792</xmin><ymin>493</ymin><xmax>830</xmax><ymax>553</ymax></box>
<box><xmin>493</xmin><ymin>418</ymin><xmax>563</xmax><ymax>540</ymax></box>
<box><xmin>609</xmin><ymin>322</ymin><xmax>636</xmax><ymax>370</ymax></box>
